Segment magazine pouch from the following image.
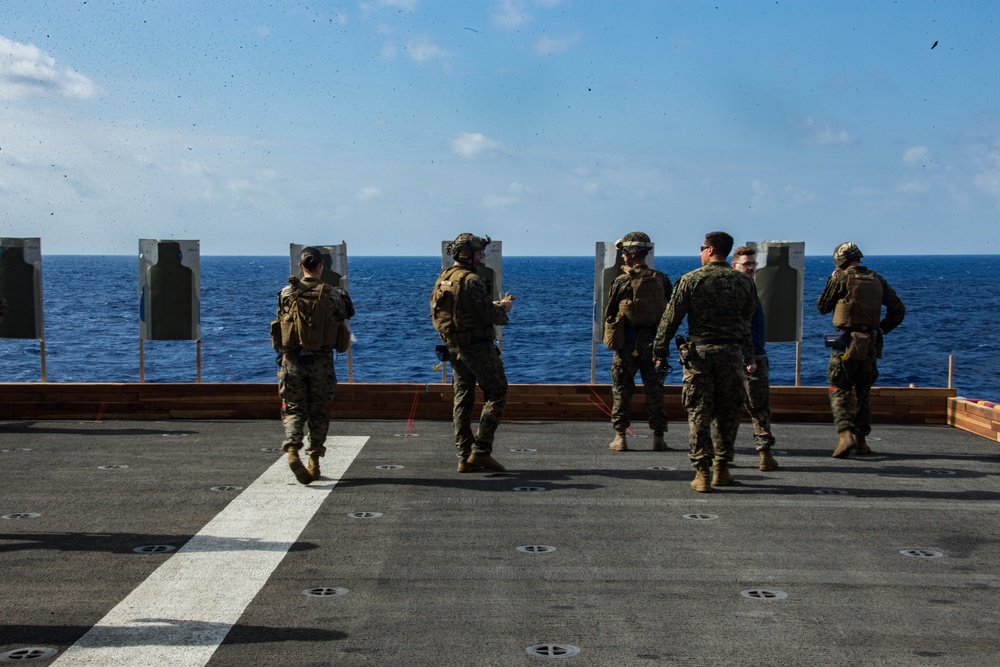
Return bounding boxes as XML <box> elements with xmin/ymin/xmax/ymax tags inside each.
<box><xmin>844</xmin><ymin>331</ymin><xmax>872</xmax><ymax>361</ymax></box>
<box><xmin>603</xmin><ymin>313</ymin><xmax>625</xmax><ymax>351</ymax></box>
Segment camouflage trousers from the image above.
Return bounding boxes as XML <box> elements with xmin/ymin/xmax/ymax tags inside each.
<box><xmin>450</xmin><ymin>341</ymin><xmax>508</xmax><ymax>458</ymax></box>
<box><xmin>827</xmin><ymin>349</ymin><xmax>879</xmax><ymax>437</ymax></box>
<box><xmin>680</xmin><ymin>344</ymin><xmax>747</xmax><ymax>466</ymax></box>
<box><xmin>278</xmin><ymin>350</ymin><xmax>337</xmax><ymax>455</ymax></box>
<box><xmin>610</xmin><ymin>333</ymin><xmax>667</xmax><ymax>434</ymax></box>
<box><xmin>743</xmin><ymin>353</ymin><xmax>775</xmax><ymax>450</ymax></box>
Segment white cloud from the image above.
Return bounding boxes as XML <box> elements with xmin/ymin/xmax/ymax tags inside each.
<box><xmin>903</xmin><ymin>145</ymin><xmax>931</xmax><ymax>167</ymax></box>
<box><xmin>483</xmin><ymin>193</ymin><xmax>516</xmax><ymax>208</ymax></box>
<box><xmin>896</xmin><ymin>179</ymin><xmax>930</xmax><ymax>194</ymax></box>
<box><xmin>0</xmin><ymin>36</ymin><xmax>100</xmax><ymax>99</ymax></box>
<box><xmin>406</xmin><ymin>36</ymin><xmax>452</xmax><ymax>63</ymax></box>
<box><xmin>492</xmin><ymin>0</ymin><xmax>532</xmax><ymax>30</ymax></box>
<box><xmin>451</xmin><ymin>132</ymin><xmax>502</xmax><ymax>158</ymax></box>
<box><xmin>783</xmin><ymin>184</ymin><xmax>817</xmax><ymax>206</ymax></box>
<box><xmin>361</xmin><ymin>0</ymin><xmax>417</xmax><ymax>13</ymax></box>
<box><xmin>973</xmin><ymin>170</ymin><xmax>1000</xmax><ymax>195</ymax></box>
<box><xmin>971</xmin><ymin>139</ymin><xmax>1000</xmax><ymax>196</ymax></box>
<box><xmin>358</xmin><ymin>186</ymin><xmax>381</xmax><ymax>200</ymax></box>
<box><xmin>799</xmin><ymin>116</ymin><xmax>852</xmax><ymax>146</ymax></box>
<box><xmin>535</xmin><ymin>31</ymin><xmax>581</xmax><ymax>56</ymax></box>
<box><xmin>377</xmin><ymin>0</ymin><xmax>417</xmax><ymax>9</ymax></box>
<box><xmin>483</xmin><ymin>181</ymin><xmax>530</xmax><ymax>208</ymax></box>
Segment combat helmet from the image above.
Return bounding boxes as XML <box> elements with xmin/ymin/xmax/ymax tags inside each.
<box><xmin>833</xmin><ymin>241</ymin><xmax>863</xmax><ymax>268</ymax></box>
<box><xmin>447</xmin><ymin>233</ymin><xmax>491</xmax><ymax>263</ymax></box>
<box><xmin>615</xmin><ymin>231</ymin><xmax>654</xmax><ymax>255</ymax></box>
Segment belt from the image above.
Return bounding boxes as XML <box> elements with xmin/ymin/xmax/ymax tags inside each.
<box><xmin>691</xmin><ymin>337</ymin><xmax>740</xmax><ymax>345</ymax></box>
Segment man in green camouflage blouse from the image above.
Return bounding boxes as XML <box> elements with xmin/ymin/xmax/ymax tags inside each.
<box><xmin>654</xmin><ymin>231</ymin><xmax>758</xmax><ymax>493</ymax></box>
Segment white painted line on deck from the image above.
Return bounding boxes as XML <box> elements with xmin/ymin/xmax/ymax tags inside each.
<box><xmin>51</xmin><ymin>436</ymin><xmax>369</xmax><ymax>667</ymax></box>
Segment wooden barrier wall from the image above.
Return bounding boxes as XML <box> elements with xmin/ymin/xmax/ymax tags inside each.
<box><xmin>948</xmin><ymin>397</ymin><xmax>1000</xmax><ymax>443</ymax></box>
<box><xmin>0</xmin><ymin>382</ymin><xmax>955</xmax><ymax>424</ymax></box>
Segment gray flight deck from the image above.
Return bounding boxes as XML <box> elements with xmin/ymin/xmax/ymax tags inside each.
<box><xmin>1</xmin><ymin>418</ymin><xmax>999</xmax><ymax>666</ymax></box>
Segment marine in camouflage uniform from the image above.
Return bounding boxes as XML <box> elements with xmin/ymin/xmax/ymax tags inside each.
<box><xmin>731</xmin><ymin>246</ymin><xmax>778</xmax><ymax>472</ymax></box>
<box><xmin>605</xmin><ymin>232</ymin><xmax>672</xmax><ymax>452</ymax></box>
<box><xmin>654</xmin><ymin>232</ymin><xmax>758</xmax><ymax>493</ymax></box>
<box><xmin>274</xmin><ymin>246</ymin><xmax>355</xmax><ymax>484</ymax></box>
<box><xmin>817</xmin><ymin>242</ymin><xmax>905</xmax><ymax>458</ymax></box>
<box><xmin>431</xmin><ymin>234</ymin><xmax>514</xmax><ymax>473</ymax></box>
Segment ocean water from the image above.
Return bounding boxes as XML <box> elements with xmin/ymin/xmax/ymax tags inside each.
<box><xmin>1</xmin><ymin>255</ymin><xmax>997</xmax><ymax>400</ymax></box>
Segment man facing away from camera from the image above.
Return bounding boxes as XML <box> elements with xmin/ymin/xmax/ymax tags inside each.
<box><xmin>272</xmin><ymin>246</ymin><xmax>354</xmax><ymax>485</ymax></box>
<box><xmin>817</xmin><ymin>242</ymin><xmax>905</xmax><ymax>458</ymax></box>
<box><xmin>431</xmin><ymin>233</ymin><xmax>514</xmax><ymax>473</ymax></box>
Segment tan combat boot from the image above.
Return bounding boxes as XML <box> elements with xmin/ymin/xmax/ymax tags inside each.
<box><xmin>651</xmin><ymin>432</ymin><xmax>668</xmax><ymax>451</ymax></box>
<box><xmin>759</xmin><ymin>450</ymin><xmax>779</xmax><ymax>471</ymax></box>
<box><xmin>286</xmin><ymin>448</ymin><xmax>314</xmax><ymax>485</ymax></box>
<box><xmin>832</xmin><ymin>431</ymin><xmax>857</xmax><ymax>458</ymax></box>
<box><xmin>467</xmin><ymin>452</ymin><xmax>506</xmax><ymax>471</ymax></box>
<box><xmin>712</xmin><ymin>460</ymin><xmax>735</xmax><ymax>486</ymax></box>
<box><xmin>691</xmin><ymin>462</ymin><xmax>712</xmax><ymax>493</ymax></box>
<box><xmin>307</xmin><ymin>452</ymin><xmax>322</xmax><ymax>481</ymax></box>
<box><xmin>854</xmin><ymin>435</ymin><xmax>872</xmax><ymax>456</ymax></box>
<box><xmin>457</xmin><ymin>457</ymin><xmax>484</xmax><ymax>473</ymax></box>
<box><xmin>609</xmin><ymin>432</ymin><xmax>628</xmax><ymax>452</ymax></box>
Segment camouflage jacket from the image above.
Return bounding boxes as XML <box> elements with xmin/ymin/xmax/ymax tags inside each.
<box><xmin>816</xmin><ymin>265</ymin><xmax>905</xmax><ymax>334</ymax></box>
<box><xmin>653</xmin><ymin>261</ymin><xmax>757</xmax><ymax>361</ymax></box>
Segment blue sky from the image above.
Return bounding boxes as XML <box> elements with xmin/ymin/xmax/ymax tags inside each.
<box><xmin>1</xmin><ymin>0</ymin><xmax>998</xmax><ymax>255</ymax></box>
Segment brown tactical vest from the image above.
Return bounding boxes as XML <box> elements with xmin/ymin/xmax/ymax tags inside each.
<box><xmin>618</xmin><ymin>267</ymin><xmax>669</xmax><ymax>327</ymax></box>
<box><xmin>430</xmin><ymin>266</ymin><xmax>494</xmax><ymax>344</ymax></box>
<box><xmin>833</xmin><ymin>269</ymin><xmax>882</xmax><ymax>331</ymax></box>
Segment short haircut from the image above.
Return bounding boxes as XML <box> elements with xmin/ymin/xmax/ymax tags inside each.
<box><xmin>705</xmin><ymin>231</ymin><xmax>734</xmax><ymax>257</ymax></box>
<box><xmin>732</xmin><ymin>245</ymin><xmax>756</xmax><ymax>259</ymax></box>
<box><xmin>299</xmin><ymin>246</ymin><xmax>323</xmax><ymax>270</ymax></box>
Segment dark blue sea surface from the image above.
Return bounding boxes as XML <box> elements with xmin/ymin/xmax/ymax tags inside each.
<box><xmin>1</xmin><ymin>255</ymin><xmax>997</xmax><ymax>400</ymax></box>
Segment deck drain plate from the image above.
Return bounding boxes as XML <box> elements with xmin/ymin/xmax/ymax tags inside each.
<box><xmin>516</xmin><ymin>545</ymin><xmax>556</xmax><ymax>554</ymax></box>
<box><xmin>513</xmin><ymin>486</ymin><xmax>545</xmax><ymax>492</ymax></box>
<box><xmin>375</xmin><ymin>465</ymin><xmax>405</xmax><ymax>470</ymax></box>
<box><xmin>814</xmin><ymin>489</ymin><xmax>849</xmax><ymax>495</ymax></box>
<box><xmin>683</xmin><ymin>513</ymin><xmax>718</xmax><ymax>521</ymax></box>
<box><xmin>133</xmin><ymin>545</ymin><xmax>176</xmax><ymax>554</ymax></box>
<box><xmin>647</xmin><ymin>466</ymin><xmax>676</xmax><ymax>471</ymax></box>
<box><xmin>526</xmin><ymin>643</ymin><xmax>581</xmax><ymax>659</ymax></box>
<box><xmin>0</xmin><ymin>648</ymin><xmax>59</xmax><ymax>663</ymax></box>
<box><xmin>347</xmin><ymin>512</ymin><xmax>382</xmax><ymax>519</ymax></box>
<box><xmin>97</xmin><ymin>464</ymin><xmax>129</xmax><ymax>470</ymax></box>
<box><xmin>303</xmin><ymin>586</ymin><xmax>349</xmax><ymax>597</ymax></box>
<box><xmin>2</xmin><ymin>513</ymin><xmax>40</xmax><ymax>520</ymax></box>
<box><xmin>510</xmin><ymin>448</ymin><xmax>537</xmax><ymax>453</ymax></box>
<box><xmin>899</xmin><ymin>549</ymin><xmax>944</xmax><ymax>558</ymax></box>
<box><xmin>741</xmin><ymin>589</ymin><xmax>788</xmax><ymax>600</ymax></box>
<box><xmin>210</xmin><ymin>485</ymin><xmax>244</xmax><ymax>492</ymax></box>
